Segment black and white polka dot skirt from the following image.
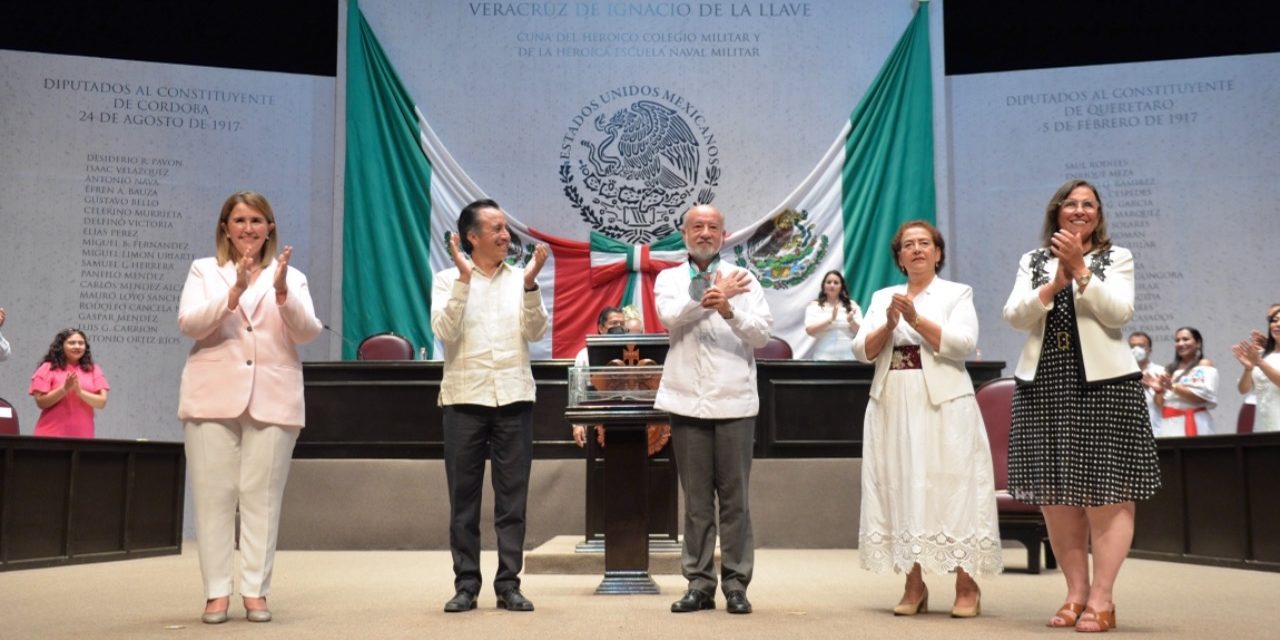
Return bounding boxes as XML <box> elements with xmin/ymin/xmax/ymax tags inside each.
<box><xmin>1008</xmin><ymin>290</ymin><xmax>1161</xmax><ymax>507</ymax></box>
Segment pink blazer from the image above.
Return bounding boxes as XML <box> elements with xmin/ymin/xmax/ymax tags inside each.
<box><xmin>177</xmin><ymin>257</ymin><xmax>324</xmax><ymax>428</ymax></box>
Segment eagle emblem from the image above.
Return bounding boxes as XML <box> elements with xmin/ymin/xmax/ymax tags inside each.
<box><xmin>561</xmin><ymin>92</ymin><xmax>720</xmax><ymax>244</ymax></box>
<box><xmin>732</xmin><ymin>208</ymin><xmax>830</xmax><ymax>289</ymax></box>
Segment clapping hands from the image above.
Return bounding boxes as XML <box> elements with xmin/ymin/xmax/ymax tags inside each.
<box><xmin>1233</xmin><ymin>339</ymin><xmax>1262</xmax><ymax>368</ymax></box>
<box><xmin>448</xmin><ymin>233</ymin><xmax>473</xmax><ymax>282</ymax></box>
<box><xmin>1050</xmin><ymin>229</ymin><xmax>1087</xmax><ymax>275</ymax></box>
<box><xmin>524</xmin><ymin>244</ymin><xmax>549</xmax><ymax>290</ymax></box>
<box><xmin>700</xmin><ymin>270</ymin><xmax>750</xmax><ymax>317</ymax></box>
<box><xmin>889</xmin><ymin>293</ymin><xmax>918</xmax><ymax>327</ymax></box>
<box><xmin>233</xmin><ymin>254</ymin><xmax>257</xmax><ymax>291</ymax></box>
<box><xmin>273</xmin><ymin>246</ymin><xmax>293</xmax><ymax>297</ymax></box>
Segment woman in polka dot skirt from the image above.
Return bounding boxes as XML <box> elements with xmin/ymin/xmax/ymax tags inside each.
<box><xmin>1002</xmin><ymin>179</ymin><xmax>1160</xmax><ymax>633</ymax></box>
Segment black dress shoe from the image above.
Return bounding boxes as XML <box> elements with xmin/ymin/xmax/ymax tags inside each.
<box><xmin>444</xmin><ymin>590</ymin><xmax>477</xmax><ymax>613</ymax></box>
<box><xmin>497</xmin><ymin>588</ymin><xmax>535</xmax><ymax>612</ymax></box>
<box><xmin>671</xmin><ymin>589</ymin><xmax>716</xmax><ymax>613</ymax></box>
<box><xmin>726</xmin><ymin>590</ymin><xmax>752</xmax><ymax>614</ymax></box>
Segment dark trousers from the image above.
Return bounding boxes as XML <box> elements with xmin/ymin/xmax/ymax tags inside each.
<box><xmin>669</xmin><ymin>414</ymin><xmax>756</xmax><ymax>595</ymax></box>
<box><xmin>442</xmin><ymin>402</ymin><xmax>533</xmax><ymax>595</ymax></box>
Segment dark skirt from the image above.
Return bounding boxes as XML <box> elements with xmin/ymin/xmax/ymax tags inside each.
<box><xmin>1008</xmin><ymin>288</ymin><xmax>1160</xmax><ymax>507</ymax></box>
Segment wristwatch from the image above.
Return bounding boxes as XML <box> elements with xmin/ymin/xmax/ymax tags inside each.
<box><xmin>1075</xmin><ymin>271</ymin><xmax>1093</xmax><ymax>288</ymax></box>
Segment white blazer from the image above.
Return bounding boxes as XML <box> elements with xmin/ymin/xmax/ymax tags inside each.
<box><xmin>177</xmin><ymin>257</ymin><xmax>324</xmax><ymax>428</ymax></box>
<box><xmin>1002</xmin><ymin>246</ymin><xmax>1140</xmax><ymax>383</ymax></box>
<box><xmin>853</xmin><ymin>277</ymin><xmax>979</xmax><ymax>405</ymax></box>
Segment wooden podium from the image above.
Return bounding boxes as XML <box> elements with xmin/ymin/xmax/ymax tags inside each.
<box><xmin>566</xmin><ymin>334</ymin><xmax>672</xmax><ymax>594</ymax></box>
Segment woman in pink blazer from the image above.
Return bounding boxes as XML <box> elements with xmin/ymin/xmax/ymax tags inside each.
<box><xmin>177</xmin><ymin>191</ymin><xmax>323</xmax><ymax>624</ymax></box>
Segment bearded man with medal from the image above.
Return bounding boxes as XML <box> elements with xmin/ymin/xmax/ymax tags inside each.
<box><xmin>653</xmin><ymin>204</ymin><xmax>773</xmax><ymax>615</ymax></box>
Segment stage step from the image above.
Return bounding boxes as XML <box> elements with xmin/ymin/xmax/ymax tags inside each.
<box><xmin>526</xmin><ymin>534</ymin><xmax>720</xmax><ymax>575</ymax></box>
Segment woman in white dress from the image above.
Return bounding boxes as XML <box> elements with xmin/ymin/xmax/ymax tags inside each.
<box><xmin>1154</xmin><ymin>327</ymin><xmax>1218</xmax><ymax>437</ymax></box>
<box><xmin>804</xmin><ymin>270</ymin><xmax>862</xmax><ymax>360</ymax></box>
<box><xmin>853</xmin><ymin>220</ymin><xmax>1001</xmax><ymax>618</ymax></box>
<box><xmin>1232</xmin><ymin>310</ymin><xmax>1280</xmax><ymax>432</ymax></box>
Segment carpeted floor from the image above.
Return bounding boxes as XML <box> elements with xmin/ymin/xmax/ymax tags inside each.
<box><xmin>2</xmin><ymin>546</ymin><xmax>1275</xmax><ymax>639</ymax></box>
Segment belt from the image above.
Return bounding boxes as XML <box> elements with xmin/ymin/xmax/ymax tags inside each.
<box><xmin>1162</xmin><ymin>405</ymin><xmax>1206</xmax><ymax>437</ymax></box>
<box><xmin>890</xmin><ymin>345</ymin><xmax>922</xmax><ymax>370</ymax></box>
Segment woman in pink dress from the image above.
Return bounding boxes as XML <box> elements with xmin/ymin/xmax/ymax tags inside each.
<box><xmin>28</xmin><ymin>328</ymin><xmax>109</xmax><ymax>438</ymax></box>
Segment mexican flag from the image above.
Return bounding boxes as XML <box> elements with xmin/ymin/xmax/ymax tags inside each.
<box><xmin>342</xmin><ymin>0</ymin><xmax>934</xmax><ymax>360</ymax></box>
<box><xmin>341</xmin><ymin>0</ymin><xmax>435</xmax><ymax>359</ymax></box>
<box><xmin>726</xmin><ymin>0</ymin><xmax>935</xmax><ymax>357</ymax></box>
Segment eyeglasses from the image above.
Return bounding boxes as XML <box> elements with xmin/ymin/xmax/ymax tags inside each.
<box><xmin>1059</xmin><ymin>200</ymin><xmax>1098</xmax><ymax>212</ymax></box>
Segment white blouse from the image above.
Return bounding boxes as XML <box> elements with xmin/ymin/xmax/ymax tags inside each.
<box><xmin>805</xmin><ymin>299</ymin><xmax>863</xmax><ymax>360</ymax></box>
<box><xmin>1157</xmin><ymin>363</ymin><xmax>1218</xmax><ymax>437</ymax></box>
<box><xmin>1252</xmin><ymin>353</ymin><xmax>1280</xmax><ymax>432</ymax></box>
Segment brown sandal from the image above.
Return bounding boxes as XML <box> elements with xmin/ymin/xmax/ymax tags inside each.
<box><xmin>1048</xmin><ymin>602</ymin><xmax>1086</xmax><ymax>628</ymax></box>
<box><xmin>1075</xmin><ymin>606</ymin><xmax>1116</xmax><ymax>633</ymax></box>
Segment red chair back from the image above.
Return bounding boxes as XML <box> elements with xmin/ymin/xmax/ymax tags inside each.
<box><xmin>0</xmin><ymin>396</ymin><xmax>18</xmax><ymax>435</ymax></box>
<box><xmin>975</xmin><ymin>377</ymin><xmax>1016</xmax><ymax>490</ymax></box>
<box><xmin>975</xmin><ymin>377</ymin><xmax>1042</xmax><ymax>514</ymax></box>
<box><xmin>356</xmin><ymin>333</ymin><xmax>415</xmax><ymax>360</ymax></box>
<box><xmin>753</xmin><ymin>337</ymin><xmax>792</xmax><ymax>359</ymax></box>
<box><xmin>1237</xmin><ymin>403</ymin><xmax>1256</xmax><ymax>434</ymax></box>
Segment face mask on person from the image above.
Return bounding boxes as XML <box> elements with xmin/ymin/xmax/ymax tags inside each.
<box><xmin>1131</xmin><ymin>346</ymin><xmax>1148</xmax><ymax>362</ymax></box>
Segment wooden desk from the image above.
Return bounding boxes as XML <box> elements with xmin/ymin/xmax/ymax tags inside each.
<box><xmin>297</xmin><ymin>359</ymin><xmax>1007</xmax><ymax>459</ymax></box>
<box><xmin>1132</xmin><ymin>431</ymin><xmax>1280</xmax><ymax>571</ymax></box>
<box><xmin>0</xmin><ymin>435</ymin><xmax>184</xmax><ymax>571</ymax></box>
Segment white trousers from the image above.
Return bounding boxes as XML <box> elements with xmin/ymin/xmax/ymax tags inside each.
<box><xmin>184</xmin><ymin>417</ymin><xmax>299</xmax><ymax>599</ymax></box>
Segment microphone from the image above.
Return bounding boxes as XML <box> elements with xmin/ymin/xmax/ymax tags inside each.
<box><xmin>322</xmin><ymin>324</ymin><xmax>362</xmax><ymax>356</ymax></box>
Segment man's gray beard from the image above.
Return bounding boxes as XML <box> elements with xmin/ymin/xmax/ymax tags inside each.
<box><xmin>687</xmin><ymin>245</ymin><xmax>720</xmax><ymax>263</ymax></box>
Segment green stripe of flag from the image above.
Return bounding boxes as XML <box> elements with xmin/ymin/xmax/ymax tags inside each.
<box><xmin>841</xmin><ymin>2</ymin><xmax>935</xmax><ymax>307</ymax></box>
<box><xmin>341</xmin><ymin>0</ymin><xmax>436</xmax><ymax>359</ymax></box>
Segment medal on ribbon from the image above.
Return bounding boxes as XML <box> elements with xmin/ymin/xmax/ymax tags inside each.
<box><xmin>688</xmin><ymin>273</ymin><xmax>711</xmax><ymax>300</ymax></box>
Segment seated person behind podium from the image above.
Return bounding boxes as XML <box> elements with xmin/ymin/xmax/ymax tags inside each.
<box><xmin>29</xmin><ymin>328</ymin><xmax>109</xmax><ymax>438</ymax></box>
<box><xmin>622</xmin><ymin>304</ymin><xmax>645</xmax><ymax>334</ymax></box>
<box><xmin>572</xmin><ymin>306</ymin><xmax>672</xmax><ymax>454</ymax></box>
<box><xmin>572</xmin><ymin>306</ymin><xmax>625</xmax><ymax>447</ymax></box>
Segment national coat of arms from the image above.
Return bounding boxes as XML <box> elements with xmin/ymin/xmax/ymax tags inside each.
<box><xmin>560</xmin><ymin>87</ymin><xmax>721</xmax><ymax>244</ymax></box>
<box><xmin>732</xmin><ymin>208</ymin><xmax>829</xmax><ymax>289</ymax></box>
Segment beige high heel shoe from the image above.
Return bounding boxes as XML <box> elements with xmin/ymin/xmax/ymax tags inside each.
<box><xmin>950</xmin><ymin>586</ymin><xmax>981</xmax><ymax>618</ymax></box>
<box><xmin>893</xmin><ymin>585</ymin><xmax>928</xmax><ymax>616</ymax></box>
